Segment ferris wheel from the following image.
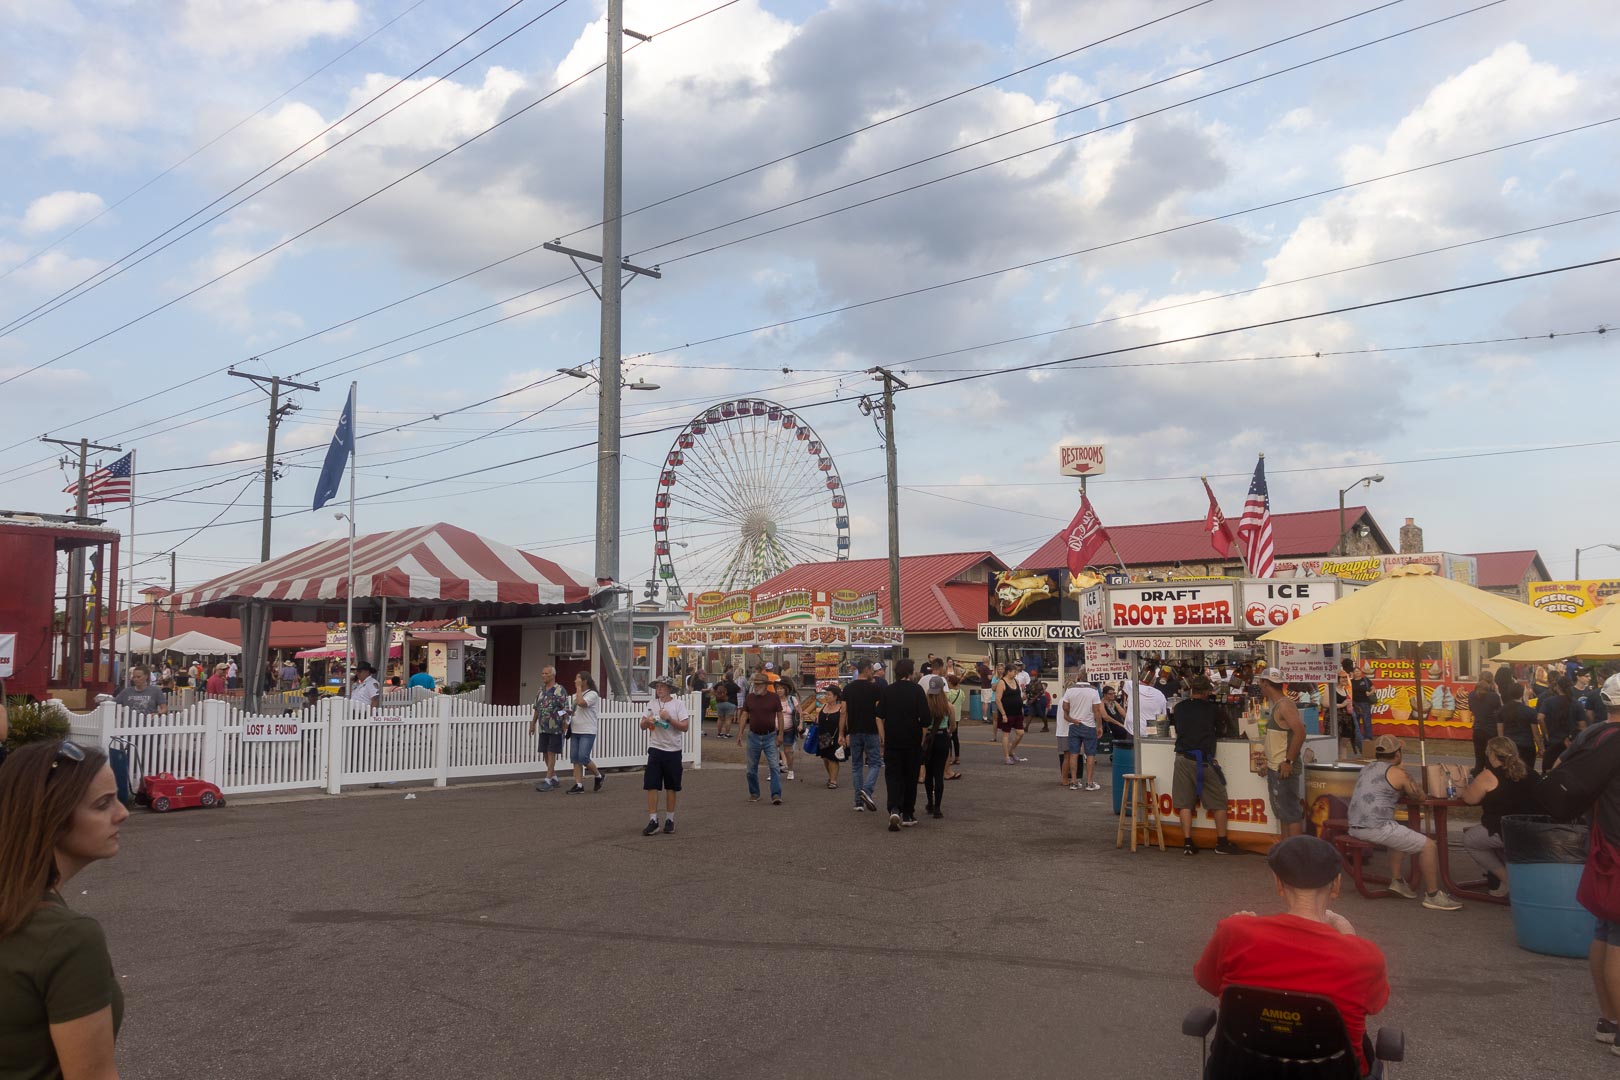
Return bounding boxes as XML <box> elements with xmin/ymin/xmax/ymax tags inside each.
<box><xmin>652</xmin><ymin>398</ymin><xmax>851</xmax><ymax>599</ymax></box>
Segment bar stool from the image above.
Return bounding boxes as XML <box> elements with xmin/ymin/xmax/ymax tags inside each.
<box><xmin>1116</xmin><ymin>773</ymin><xmax>1166</xmax><ymax>852</ymax></box>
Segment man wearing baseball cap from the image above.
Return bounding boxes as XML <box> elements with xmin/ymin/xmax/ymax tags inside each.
<box><xmin>1347</xmin><ymin>734</ymin><xmax>1461</xmax><ymax>911</ymax></box>
<box><xmin>1256</xmin><ymin>669</ymin><xmax>1308</xmax><ymax>838</ymax></box>
<box><xmin>1194</xmin><ymin>836</ymin><xmax>1390</xmax><ymax>1077</ymax></box>
<box><xmin>639</xmin><ymin>678</ymin><xmax>689</xmax><ymax>835</ymax></box>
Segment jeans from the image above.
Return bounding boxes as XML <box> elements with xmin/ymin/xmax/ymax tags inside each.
<box><xmin>885</xmin><ymin>741</ymin><xmax>922</xmax><ymax>818</ymax></box>
<box><xmin>924</xmin><ymin>731</ymin><xmax>951</xmax><ymax>811</ymax></box>
<box><xmin>849</xmin><ymin>732</ymin><xmax>882</xmax><ymax>805</ymax></box>
<box><xmin>746</xmin><ymin>731</ymin><xmax>781</xmax><ymax>799</ymax></box>
<box><xmin>1354</xmin><ymin>702</ymin><xmax>1373</xmax><ymax>743</ymax></box>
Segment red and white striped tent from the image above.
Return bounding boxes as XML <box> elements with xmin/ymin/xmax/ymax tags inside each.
<box><xmin>168</xmin><ymin>522</ymin><xmax>602</xmax><ymax>622</ymax></box>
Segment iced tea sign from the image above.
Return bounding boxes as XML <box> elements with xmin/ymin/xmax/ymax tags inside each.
<box><xmin>1058</xmin><ymin>444</ymin><xmax>1107</xmax><ymax>477</ymax></box>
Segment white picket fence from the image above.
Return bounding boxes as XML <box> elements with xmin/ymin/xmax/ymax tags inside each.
<box><xmin>67</xmin><ymin>693</ymin><xmax>702</xmax><ymax>797</ymax></box>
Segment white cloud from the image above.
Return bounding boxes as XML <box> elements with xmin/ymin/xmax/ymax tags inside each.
<box><xmin>176</xmin><ymin>0</ymin><xmax>361</xmax><ymax>57</ymax></box>
<box><xmin>21</xmin><ymin>190</ymin><xmax>105</xmax><ymax>234</ymax></box>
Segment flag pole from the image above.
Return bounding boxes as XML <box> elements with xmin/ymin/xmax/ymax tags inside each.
<box><xmin>343</xmin><ymin>382</ymin><xmax>356</xmax><ymax>698</ymax></box>
<box><xmin>123</xmin><ymin>450</ymin><xmax>136</xmax><ymax>688</ymax></box>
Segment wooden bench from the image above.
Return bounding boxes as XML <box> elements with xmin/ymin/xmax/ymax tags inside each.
<box><xmin>1323</xmin><ymin>818</ymin><xmax>1399</xmax><ymax>899</ymax></box>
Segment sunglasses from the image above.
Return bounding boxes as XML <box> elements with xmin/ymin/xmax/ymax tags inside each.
<box><xmin>50</xmin><ymin>740</ymin><xmax>86</xmax><ymax>771</ymax></box>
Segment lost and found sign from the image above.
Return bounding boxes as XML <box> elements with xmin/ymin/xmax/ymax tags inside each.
<box><xmin>241</xmin><ymin>716</ymin><xmax>302</xmax><ymax>742</ymax></box>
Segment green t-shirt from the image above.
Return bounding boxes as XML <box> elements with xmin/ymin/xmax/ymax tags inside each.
<box><xmin>0</xmin><ymin>893</ymin><xmax>122</xmax><ymax>1080</ymax></box>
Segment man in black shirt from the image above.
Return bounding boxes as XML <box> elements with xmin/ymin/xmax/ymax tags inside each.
<box><xmin>1468</xmin><ymin>673</ymin><xmax>1502</xmax><ymax>776</ymax></box>
<box><xmin>840</xmin><ymin>659</ymin><xmax>883</xmax><ymax>813</ymax></box>
<box><xmin>1170</xmin><ymin>675</ymin><xmax>1233</xmax><ymax>856</ymax></box>
<box><xmin>876</xmin><ymin>657</ymin><xmax>930</xmax><ymax>830</ymax></box>
<box><xmin>1349</xmin><ymin>665</ymin><xmax>1375</xmax><ymax>752</ymax></box>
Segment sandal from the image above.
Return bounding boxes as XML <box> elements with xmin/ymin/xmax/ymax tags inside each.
<box><xmin>827</xmin><ymin>781</ymin><xmax>838</xmax><ymax>789</ymax></box>
<box><xmin>947</xmin><ymin>771</ymin><xmax>962</xmax><ymax>780</ymax></box>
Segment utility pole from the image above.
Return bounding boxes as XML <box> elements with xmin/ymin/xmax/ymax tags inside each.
<box><xmin>168</xmin><ymin>551</ymin><xmax>176</xmax><ymax>640</ymax></box>
<box><xmin>41</xmin><ymin>435</ymin><xmax>122</xmax><ymax>688</ymax></box>
<box><xmin>541</xmin><ymin>0</ymin><xmax>658</xmax><ymax>698</ymax></box>
<box><xmin>229</xmin><ymin>367</ymin><xmax>320</xmax><ymax>562</ymax></box>
<box><xmin>866</xmin><ymin>367</ymin><xmax>909</xmax><ymax>631</ymax></box>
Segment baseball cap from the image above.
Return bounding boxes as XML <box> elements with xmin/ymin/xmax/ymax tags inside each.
<box><xmin>1267</xmin><ymin>835</ymin><xmax>1343</xmax><ymax>889</ymax></box>
<box><xmin>1257</xmin><ymin>669</ymin><xmax>1289</xmax><ymax>685</ymax></box>
<box><xmin>764</xmin><ymin>661</ymin><xmax>775</xmax><ymax>671</ymax></box>
<box><xmin>1187</xmin><ymin>674</ymin><xmax>1214</xmax><ymax>694</ymax></box>
<box><xmin>1602</xmin><ymin>673</ymin><xmax>1620</xmax><ymax>708</ymax></box>
<box><xmin>1372</xmin><ymin>733</ymin><xmax>1402</xmax><ymax>757</ymax></box>
<box><xmin>923</xmin><ymin>673</ymin><xmax>947</xmax><ymax>694</ymax></box>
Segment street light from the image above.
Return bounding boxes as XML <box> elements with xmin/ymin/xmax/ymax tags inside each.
<box><xmin>1576</xmin><ymin>543</ymin><xmax>1620</xmax><ymax>577</ymax></box>
<box><xmin>1336</xmin><ymin>474</ymin><xmax>1384</xmax><ymax>556</ymax></box>
<box><xmin>556</xmin><ymin>366</ymin><xmax>659</xmax><ymax>391</ymax></box>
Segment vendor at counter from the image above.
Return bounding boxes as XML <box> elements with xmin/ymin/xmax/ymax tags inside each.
<box><xmin>1172</xmin><ymin>675</ymin><xmax>1234</xmax><ymax>856</ymax></box>
<box><xmin>1257</xmin><ymin>669</ymin><xmax>1307</xmax><ymax>839</ymax></box>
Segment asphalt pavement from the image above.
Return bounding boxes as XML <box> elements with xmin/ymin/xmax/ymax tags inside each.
<box><xmin>81</xmin><ymin>723</ymin><xmax>1608</xmax><ymax>1079</ymax></box>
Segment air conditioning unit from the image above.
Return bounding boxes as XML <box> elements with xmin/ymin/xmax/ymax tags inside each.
<box><xmin>553</xmin><ymin>626</ymin><xmax>589</xmax><ymax>658</ymax></box>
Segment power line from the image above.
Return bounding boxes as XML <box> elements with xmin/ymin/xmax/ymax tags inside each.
<box><xmin>0</xmin><ymin>0</ymin><xmax>436</xmax><ymax>287</ymax></box>
<box><xmin>0</xmin><ymin>0</ymin><xmax>1231</xmax><ymax>454</ymax></box>
<box><xmin>0</xmin><ymin>0</ymin><xmax>566</xmax><ymax>341</ymax></box>
<box><xmin>119</xmin><ymin>262</ymin><xmax>1618</xmax><ymax>539</ymax></box>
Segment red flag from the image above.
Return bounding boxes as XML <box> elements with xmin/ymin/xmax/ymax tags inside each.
<box><xmin>1062</xmin><ymin>493</ymin><xmax>1112</xmax><ymax>574</ymax></box>
<box><xmin>1201</xmin><ymin>477</ymin><xmax>1235</xmax><ymax>558</ymax></box>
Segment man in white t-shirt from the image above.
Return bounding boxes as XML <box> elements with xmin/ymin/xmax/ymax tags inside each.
<box><xmin>1059</xmin><ymin>669</ymin><xmax>1103</xmax><ymax>791</ymax></box>
<box><xmin>640</xmin><ymin>678</ymin><xmax>690</xmax><ymax>835</ymax></box>
<box><xmin>349</xmin><ymin>661</ymin><xmax>380</xmax><ymax>711</ymax></box>
<box><xmin>1121</xmin><ymin>678</ymin><xmax>1169</xmax><ymax>738</ymax></box>
<box><xmin>1013</xmin><ymin>660</ymin><xmax>1031</xmax><ymax>692</ymax></box>
<box><xmin>226</xmin><ymin>659</ymin><xmax>239</xmax><ymax>690</ymax></box>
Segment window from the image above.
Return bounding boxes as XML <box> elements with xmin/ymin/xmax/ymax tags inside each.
<box><xmin>553</xmin><ymin>626</ymin><xmax>589</xmax><ymax>658</ymax></box>
<box><xmin>630</xmin><ymin>641</ymin><xmax>652</xmax><ymax>696</ymax></box>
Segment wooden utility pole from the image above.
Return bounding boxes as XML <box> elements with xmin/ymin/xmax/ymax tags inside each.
<box><xmin>228</xmin><ymin>367</ymin><xmax>319</xmax><ymax>562</ymax></box>
<box><xmin>41</xmin><ymin>435</ymin><xmax>122</xmax><ymax>687</ymax></box>
<box><xmin>867</xmin><ymin>367</ymin><xmax>909</xmax><ymax>630</ymax></box>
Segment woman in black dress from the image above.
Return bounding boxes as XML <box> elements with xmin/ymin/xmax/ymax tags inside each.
<box><xmin>815</xmin><ymin>684</ymin><xmax>845</xmax><ymax>788</ymax></box>
<box><xmin>997</xmin><ymin>664</ymin><xmax>1026</xmax><ymax>765</ymax></box>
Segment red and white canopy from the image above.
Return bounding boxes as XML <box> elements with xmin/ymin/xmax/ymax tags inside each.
<box><xmin>169</xmin><ymin>523</ymin><xmax>600</xmax><ymax>621</ymax></box>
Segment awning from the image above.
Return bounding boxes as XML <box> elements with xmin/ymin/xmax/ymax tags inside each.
<box><xmin>409</xmin><ymin>631</ymin><xmax>480</xmax><ymax>643</ymax></box>
<box><xmin>159</xmin><ymin>631</ymin><xmax>240</xmax><ymax>655</ymax></box>
<box><xmin>295</xmin><ymin>644</ymin><xmax>404</xmax><ymax>661</ymax></box>
<box><xmin>167</xmin><ymin>522</ymin><xmax>603</xmax><ymax>622</ymax></box>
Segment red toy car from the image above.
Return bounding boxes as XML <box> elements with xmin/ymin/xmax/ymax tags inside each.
<box><xmin>139</xmin><ymin>773</ymin><xmax>226</xmax><ymax>813</ymax></box>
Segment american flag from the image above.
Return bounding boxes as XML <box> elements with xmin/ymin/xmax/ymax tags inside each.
<box><xmin>63</xmin><ymin>451</ymin><xmax>134</xmax><ymax>506</ymax></box>
<box><xmin>1236</xmin><ymin>455</ymin><xmax>1276</xmax><ymax>578</ymax></box>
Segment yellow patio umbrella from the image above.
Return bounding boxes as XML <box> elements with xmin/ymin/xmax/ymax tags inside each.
<box><xmin>1258</xmin><ymin>564</ymin><xmax>1592</xmax><ymax>762</ymax></box>
<box><xmin>1495</xmin><ymin>598</ymin><xmax>1620</xmax><ymax>662</ymax></box>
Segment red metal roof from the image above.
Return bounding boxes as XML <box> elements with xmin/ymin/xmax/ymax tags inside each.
<box><xmin>752</xmin><ymin>552</ymin><xmax>1007</xmax><ymax>632</ymax></box>
<box><xmin>1466</xmin><ymin>550</ymin><xmax>1547</xmax><ymax>589</ymax></box>
<box><xmin>1022</xmin><ymin>507</ymin><xmax>1386</xmax><ymax>567</ymax></box>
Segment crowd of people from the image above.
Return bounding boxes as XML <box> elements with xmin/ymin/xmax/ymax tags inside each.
<box><xmin>11</xmin><ymin>648</ymin><xmax>1620</xmax><ymax>1079</ymax></box>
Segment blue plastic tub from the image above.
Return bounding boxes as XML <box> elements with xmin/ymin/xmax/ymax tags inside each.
<box><xmin>1111</xmin><ymin>745</ymin><xmax>1134</xmax><ymax>816</ymax></box>
<box><xmin>1502</xmin><ymin>815</ymin><xmax>1594</xmax><ymax>959</ymax></box>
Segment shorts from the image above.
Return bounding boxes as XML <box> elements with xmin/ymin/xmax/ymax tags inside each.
<box><xmin>569</xmin><ymin>733</ymin><xmax>597</xmax><ymax>765</ymax></box>
<box><xmin>782</xmin><ymin>726</ymin><xmax>800</xmax><ymax>748</ymax></box>
<box><xmin>1349</xmin><ymin>820</ymin><xmax>1428</xmax><ymax>855</ymax></box>
<box><xmin>1266</xmin><ymin>761</ymin><xmax>1306</xmax><ymax>824</ymax></box>
<box><xmin>536</xmin><ymin>731</ymin><xmax>564</xmax><ymax>755</ymax></box>
<box><xmin>1172</xmin><ymin>754</ymin><xmax>1228</xmax><ymax>812</ymax></box>
<box><xmin>1594</xmin><ymin>920</ymin><xmax>1620</xmax><ymax>947</ymax></box>
<box><xmin>716</xmin><ymin>703</ymin><xmax>737</xmax><ymax>719</ymax></box>
<box><xmin>1075</xmin><ymin>727</ymin><xmax>1099</xmax><ymax>756</ymax></box>
<box><xmin>997</xmin><ymin>714</ymin><xmax>1025</xmax><ymax>733</ymax></box>
<box><xmin>644</xmin><ymin>747</ymin><xmax>683</xmax><ymax>792</ymax></box>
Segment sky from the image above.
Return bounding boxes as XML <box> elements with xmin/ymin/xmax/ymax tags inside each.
<box><xmin>2</xmin><ymin>0</ymin><xmax>1617</xmax><ymax>602</ymax></box>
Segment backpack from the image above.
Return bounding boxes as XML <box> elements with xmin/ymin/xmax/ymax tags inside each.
<box><xmin>1539</xmin><ymin>721</ymin><xmax>1620</xmax><ymax>823</ymax></box>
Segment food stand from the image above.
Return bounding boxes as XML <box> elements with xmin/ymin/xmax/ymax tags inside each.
<box><xmin>670</xmin><ymin>587</ymin><xmax>902</xmax><ymax>687</ymax></box>
<box><xmin>1074</xmin><ymin>578</ymin><xmax>1346</xmax><ymax>851</ymax></box>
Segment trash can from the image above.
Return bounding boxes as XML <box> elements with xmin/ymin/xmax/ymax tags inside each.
<box><xmin>1111</xmin><ymin>743</ymin><xmax>1135</xmax><ymax>815</ymax></box>
<box><xmin>968</xmin><ymin>690</ymin><xmax>983</xmax><ymax>722</ymax></box>
<box><xmin>1501</xmin><ymin>814</ymin><xmax>1594</xmax><ymax>959</ymax></box>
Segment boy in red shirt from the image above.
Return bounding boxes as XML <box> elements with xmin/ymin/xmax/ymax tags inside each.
<box><xmin>1194</xmin><ymin>836</ymin><xmax>1390</xmax><ymax>1076</ymax></box>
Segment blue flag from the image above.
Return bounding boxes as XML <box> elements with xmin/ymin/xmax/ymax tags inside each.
<box><xmin>312</xmin><ymin>385</ymin><xmax>355</xmax><ymax>511</ymax></box>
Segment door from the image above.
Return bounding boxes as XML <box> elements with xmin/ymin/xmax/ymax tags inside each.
<box><xmin>488</xmin><ymin>626</ymin><xmax>522</xmax><ymax>706</ymax></box>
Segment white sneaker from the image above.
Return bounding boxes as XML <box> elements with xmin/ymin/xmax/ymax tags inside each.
<box><xmin>1388</xmin><ymin>879</ymin><xmax>1418</xmax><ymax>900</ymax></box>
<box><xmin>785</xmin><ymin>770</ymin><xmax>795</xmax><ymax>781</ymax></box>
<box><xmin>1067</xmin><ymin>783</ymin><xmax>1080</xmax><ymax>790</ymax></box>
<box><xmin>1488</xmin><ymin>882</ymin><xmax>1510</xmax><ymax>898</ymax></box>
<box><xmin>1422</xmin><ymin>890</ymin><xmax>1463</xmax><ymax>911</ymax></box>
<box><xmin>1086</xmin><ymin>782</ymin><xmax>1102</xmax><ymax>791</ymax></box>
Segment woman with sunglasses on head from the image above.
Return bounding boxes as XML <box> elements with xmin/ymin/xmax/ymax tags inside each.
<box><xmin>0</xmin><ymin>739</ymin><xmax>130</xmax><ymax>1079</ymax></box>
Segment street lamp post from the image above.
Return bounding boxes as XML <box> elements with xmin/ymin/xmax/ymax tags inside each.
<box><xmin>1336</xmin><ymin>474</ymin><xmax>1385</xmax><ymax>556</ymax></box>
<box><xmin>1576</xmin><ymin>543</ymin><xmax>1620</xmax><ymax>578</ymax></box>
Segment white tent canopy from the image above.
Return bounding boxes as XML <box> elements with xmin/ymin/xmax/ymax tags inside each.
<box><xmin>109</xmin><ymin>629</ymin><xmax>161</xmax><ymax>653</ymax></box>
<box><xmin>159</xmin><ymin>631</ymin><xmax>240</xmax><ymax>656</ymax></box>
